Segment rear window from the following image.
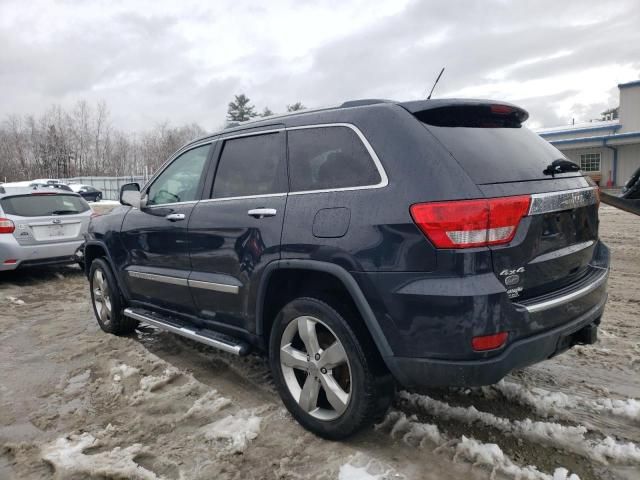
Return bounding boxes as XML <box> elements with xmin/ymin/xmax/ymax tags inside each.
<box><xmin>0</xmin><ymin>194</ymin><xmax>90</xmax><ymax>217</ymax></box>
<box><xmin>422</xmin><ymin>123</ymin><xmax>578</xmax><ymax>185</ymax></box>
<box><xmin>288</xmin><ymin>126</ymin><xmax>381</xmax><ymax>192</ymax></box>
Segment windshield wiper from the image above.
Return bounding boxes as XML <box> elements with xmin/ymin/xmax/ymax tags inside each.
<box><xmin>50</xmin><ymin>209</ymin><xmax>78</xmax><ymax>215</ymax></box>
<box><xmin>543</xmin><ymin>159</ymin><xmax>581</xmax><ymax>177</ymax></box>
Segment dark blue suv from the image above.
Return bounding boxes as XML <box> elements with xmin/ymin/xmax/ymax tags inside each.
<box><xmin>84</xmin><ymin>99</ymin><xmax>609</xmax><ymax>438</ymax></box>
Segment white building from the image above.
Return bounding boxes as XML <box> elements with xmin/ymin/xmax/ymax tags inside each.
<box><xmin>536</xmin><ymin>80</ymin><xmax>640</xmax><ymax>187</ymax></box>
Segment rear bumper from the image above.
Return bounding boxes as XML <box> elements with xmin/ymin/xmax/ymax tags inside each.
<box><xmin>352</xmin><ymin>241</ymin><xmax>610</xmax><ymax>387</ymax></box>
<box><xmin>385</xmin><ymin>292</ymin><xmax>606</xmax><ymax>387</ymax></box>
<box><xmin>0</xmin><ymin>236</ymin><xmax>84</xmax><ymax>271</ymax></box>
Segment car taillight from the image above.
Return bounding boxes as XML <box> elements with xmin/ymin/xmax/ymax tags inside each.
<box><xmin>410</xmin><ymin>195</ymin><xmax>531</xmax><ymax>249</ymax></box>
<box><xmin>0</xmin><ymin>218</ymin><xmax>15</xmax><ymax>234</ymax></box>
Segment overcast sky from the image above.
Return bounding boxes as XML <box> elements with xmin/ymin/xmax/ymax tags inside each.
<box><xmin>1</xmin><ymin>0</ymin><xmax>639</xmax><ymax>131</ymax></box>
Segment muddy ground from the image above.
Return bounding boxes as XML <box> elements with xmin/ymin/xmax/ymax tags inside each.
<box><xmin>0</xmin><ymin>205</ymin><xmax>638</xmax><ymax>480</ymax></box>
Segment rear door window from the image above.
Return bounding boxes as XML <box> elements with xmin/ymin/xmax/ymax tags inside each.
<box><xmin>287</xmin><ymin>126</ymin><xmax>381</xmax><ymax>192</ymax></box>
<box><xmin>0</xmin><ymin>194</ymin><xmax>89</xmax><ymax>217</ymax></box>
<box><xmin>212</xmin><ymin>132</ymin><xmax>286</xmax><ymax>198</ymax></box>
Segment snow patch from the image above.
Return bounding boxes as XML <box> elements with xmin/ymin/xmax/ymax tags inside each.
<box><xmin>338</xmin><ymin>453</ymin><xmax>404</xmax><ymax>480</ymax></box>
<box><xmin>201</xmin><ymin>410</ymin><xmax>261</xmax><ymax>453</ymax></box>
<box><xmin>130</xmin><ymin>368</ymin><xmax>181</xmax><ymax>404</ymax></box>
<box><xmin>42</xmin><ymin>432</ymin><xmax>159</xmax><ymax>480</ymax></box>
<box><xmin>111</xmin><ymin>364</ymin><xmax>140</xmax><ymax>381</ymax></box>
<box><xmin>7</xmin><ymin>296</ymin><xmax>25</xmax><ymax>305</ymax></box>
<box><xmin>399</xmin><ymin>391</ymin><xmax>640</xmax><ymax>464</ymax></box>
<box><xmin>492</xmin><ymin>380</ymin><xmax>640</xmax><ymax>421</ymax></box>
<box><xmin>184</xmin><ymin>390</ymin><xmax>231</xmax><ymax>419</ymax></box>
<box><xmin>379</xmin><ymin>411</ymin><xmax>580</xmax><ymax>480</ymax></box>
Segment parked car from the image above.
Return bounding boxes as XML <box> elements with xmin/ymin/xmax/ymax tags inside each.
<box><xmin>69</xmin><ymin>184</ymin><xmax>103</xmax><ymax>202</ymax></box>
<box><xmin>0</xmin><ymin>186</ymin><xmax>91</xmax><ymax>270</ymax></box>
<box><xmin>84</xmin><ymin>99</ymin><xmax>609</xmax><ymax>439</ymax></box>
<box><xmin>30</xmin><ymin>182</ymin><xmax>73</xmax><ymax>192</ymax></box>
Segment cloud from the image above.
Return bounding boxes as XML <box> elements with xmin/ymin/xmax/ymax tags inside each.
<box><xmin>0</xmin><ymin>0</ymin><xmax>638</xmax><ymax>131</ymax></box>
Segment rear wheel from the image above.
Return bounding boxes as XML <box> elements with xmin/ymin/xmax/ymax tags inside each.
<box><xmin>269</xmin><ymin>297</ymin><xmax>394</xmax><ymax>439</ymax></box>
<box><xmin>89</xmin><ymin>258</ymin><xmax>137</xmax><ymax>335</ymax></box>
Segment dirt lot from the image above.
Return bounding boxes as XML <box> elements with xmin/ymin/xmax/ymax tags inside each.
<box><xmin>1</xmin><ymin>205</ymin><xmax>638</xmax><ymax>480</ymax></box>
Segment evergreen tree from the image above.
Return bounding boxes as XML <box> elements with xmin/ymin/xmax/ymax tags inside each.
<box><xmin>286</xmin><ymin>102</ymin><xmax>306</xmax><ymax>112</ymax></box>
<box><xmin>227</xmin><ymin>94</ymin><xmax>257</xmax><ymax>122</ymax></box>
<box><xmin>261</xmin><ymin>107</ymin><xmax>274</xmax><ymax>117</ymax></box>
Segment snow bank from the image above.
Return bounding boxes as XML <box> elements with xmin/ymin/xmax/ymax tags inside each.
<box><xmin>42</xmin><ymin>433</ymin><xmax>159</xmax><ymax>480</ymax></box>
<box><xmin>201</xmin><ymin>410</ymin><xmax>262</xmax><ymax>453</ymax></box>
<box><xmin>492</xmin><ymin>380</ymin><xmax>640</xmax><ymax>421</ymax></box>
<box><xmin>399</xmin><ymin>391</ymin><xmax>640</xmax><ymax>464</ymax></box>
<box><xmin>379</xmin><ymin>411</ymin><xmax>578</xmax><ymax>480</ymax></box>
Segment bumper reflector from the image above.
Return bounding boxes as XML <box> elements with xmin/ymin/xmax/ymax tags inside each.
<box><xmin>472</xmin><ymin>332</ymin><xmax>508</xmax><ymax>351</ymax></box>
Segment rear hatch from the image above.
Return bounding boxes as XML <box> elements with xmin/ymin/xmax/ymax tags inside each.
<box><xmin>405</xmin><ymin>100</ymin><xmax>600</xmax><ymax>301</ymax></box>
<box><xmin>0</xmin><ymin>192</ymin><xmax>91</xmax><ymax>245</ymax></box>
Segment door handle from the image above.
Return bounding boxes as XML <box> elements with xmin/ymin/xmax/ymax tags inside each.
<box><xmin>247</xmin><ymin>208</ymin><xmax>277</xmax><ymax>218</ymax></box>
<box><xmin>165</xmin><ymin>213</ymin><xmax>186</xmax><ymax>221</ymax></box>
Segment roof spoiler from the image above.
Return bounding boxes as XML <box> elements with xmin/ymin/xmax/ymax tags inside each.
<box><xmin>400</xmin><ymin>99</ymin><xmax>529</xmax><ymax>127</ymax></box>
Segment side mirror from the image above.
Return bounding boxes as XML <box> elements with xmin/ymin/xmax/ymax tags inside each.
<box><xmin>120</xmin><ymin>183</ymin><xmax>143</xmax><ymax>208</ymax></box>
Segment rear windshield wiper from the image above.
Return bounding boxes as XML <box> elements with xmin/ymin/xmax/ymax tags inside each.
<box><xmin>543</xmin><ymin>159</ymin><xmax>580</xmax><ymax>177</ymax></box>
<box><xmin>50</xmin><ymin>209</ymin><xmax>79</xmax><ymax>215</ymax></box>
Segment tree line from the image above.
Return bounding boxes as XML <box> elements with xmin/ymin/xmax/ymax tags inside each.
<box><xmin>0</xmin><ymin>94</ymin><xmax>305</xmax><ymax>182</ymax></box>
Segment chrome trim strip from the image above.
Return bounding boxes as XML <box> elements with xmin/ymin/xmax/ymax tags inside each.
<box><xmin>286</xmin><ymin>123</ymin><xmax>389</xmax><ymax>195</ymax></box>
<box><xmin>199</xmin><ymin>193</ymin><xmax>287</xmax><ymax>204</ymax></box>
<box><xmin>529</xmin><ymin>187</ymin><xmax>598</xmax><ymax>215</ymax></box>
<box><xmin>127</xmin><ymin>271</ymin><xmax>188</xmax><ymax>287</ymax></box>
<box><xmin>517</xmin><ymin>267</ymin><xmax>608</xmax><ymax>313</ymax></box>
<box><xmin>123</xmin><ymin>308</ymin><xmax>242</xmax><ymax>355</ymax></box>
<box><xmin>222</xmin><ymin>128</ymin><xmax>285</xmax><ymax>140</ymax></box>
<box><xmin>145</xmin><ymin>200</ymin><xmax>199</xmax><ymax>208</ymax></box>
<box><xmin>529</xmin><ymin>240</ymin><xmax>594</xmax><ymax>264</ymax></box>
<box><xmin>188</xmin><ymin>279</ymin><xmax>239</xmax><ymax>294</ymax></box>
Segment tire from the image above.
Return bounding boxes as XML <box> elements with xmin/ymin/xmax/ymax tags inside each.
<box><xmin>89</xmin><ymin>258</ymin><xmax>138</xmax><ymax>335</ymax></box>
<box><xmin>95</xmin><ymin>193</ymin><xmax>102</xmax><ymax>202</ymax></box>
<box><xmin>269</xmin><ymin>297</ymin><xmax>395</xmax><ymax>439</ymax></box>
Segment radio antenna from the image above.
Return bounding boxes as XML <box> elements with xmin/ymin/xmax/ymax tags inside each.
<box><xmin>426</xmin><ymin>67</ymin><xmax>445</xmax><ymax>100</ymax></box>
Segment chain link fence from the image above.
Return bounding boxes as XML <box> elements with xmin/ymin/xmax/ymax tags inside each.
<box><xmin>61</xmin><ymin>175</ymin><xmax>150</xmax><ymax>201</ymax></box>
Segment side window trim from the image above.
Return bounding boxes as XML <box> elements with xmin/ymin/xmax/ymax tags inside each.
<box><xmin>285</xmin><ymin>123</ymin><xmax>389</xmax><ymax>195</ymax></box>
<box><xmin>143</xmin><ymin>140</ymin><xmax>216</xmax><ymax>208</ymax></box>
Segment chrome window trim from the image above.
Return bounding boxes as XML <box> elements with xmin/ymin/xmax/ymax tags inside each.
<box><xmin>221</xmin><ymin>128</ymin><xmax>285</xmax><ymax>141</ymax></box>
<box><xmin>188</xmin><ymin>279</ymin><xmax>239</xmax><ymax>294</ymax></box>
<box><xmin>199</xmin><ymin>193</ymin><xmax>287</xmax><ymax>204</ymax></box>
<box><xmin>128</xmin><ymin>270</ymin><xmax>188</xmax><ymax>287</ymax></box>
<box><xmin>145</xmin><ymin>200</ymin><xmax>199</xmax><ymax>208</ymax></box>
<box><xmin>528</xmin><ymin>187</ymin><xmax>598</xmax><ymax>216</ymax></box>
<box><xmin>516</xmin><ymin>267</ymin><xmax>608</xmax><ymax>314</ymax></box>
<box><xmin>286</xmin><ymin>123</ymin><xmax>389</xmax><ymax>195</ymax></box>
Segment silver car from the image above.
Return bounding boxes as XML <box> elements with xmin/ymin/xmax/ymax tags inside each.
<box><xmin>0</xmin><ymin>186</ymin><xmax>91</xmax><ymax>271</ymax></box>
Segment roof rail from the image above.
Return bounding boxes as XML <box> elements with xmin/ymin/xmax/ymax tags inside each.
<box><xmin>339</xmin><ymin>99</ymin><xmax>394</xmax><ymax>108</ymax></box>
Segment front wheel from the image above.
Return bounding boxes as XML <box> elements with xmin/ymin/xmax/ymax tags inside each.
<box><xmin>89</xmin><ymin>258</ymin><xmax>137</xmax><ymax>335</ymax></box>
<box><xmin>269</xmin><ymin>297</ymin><xmax>394</xmax><ymax>439</ymax></box>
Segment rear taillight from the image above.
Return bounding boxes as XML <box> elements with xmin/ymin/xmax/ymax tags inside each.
<box><xmin>410</xmin><ymin>196</ymin><xmax>531</xmax><ymax>249</ymax></box>
<box><xmin>0</xmin><ymin>218</ymin><xmax>15</xmax><ymax>234</ymax></box>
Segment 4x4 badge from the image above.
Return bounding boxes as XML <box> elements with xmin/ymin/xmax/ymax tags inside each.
<box><xmin>500</xmin><ymin>267</ymin><xmax>525</xmax><ymax>276</ymax></box>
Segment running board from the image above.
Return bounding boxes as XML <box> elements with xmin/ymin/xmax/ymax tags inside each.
<box><xmin>123</xmin><ymin>307</ymin><xmax>250</xmax><ymax>356</ymax></box>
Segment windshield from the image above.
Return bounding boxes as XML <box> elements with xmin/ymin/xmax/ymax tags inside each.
<box><xmin>0</xmin><ymin>194</ymin><xmax>90</xmax><ymax>217</ymax></box>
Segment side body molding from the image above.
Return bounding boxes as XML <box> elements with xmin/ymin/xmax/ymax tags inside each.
<box><xmin>256</xmin><ymin>259</ymin><xmax>393</xmax><ymax>358</ymax></box>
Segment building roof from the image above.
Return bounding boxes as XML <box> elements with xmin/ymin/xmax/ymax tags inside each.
<box><xmin>536</xmin><ymin>120</ymin><xmax>621</xmax><ymax>137</ymax></box>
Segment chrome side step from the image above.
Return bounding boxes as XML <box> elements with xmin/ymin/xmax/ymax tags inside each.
<box><xmin>123</xmin><ymin>307</ymin><xmax>250</xmax><ymax>356</ymax></box>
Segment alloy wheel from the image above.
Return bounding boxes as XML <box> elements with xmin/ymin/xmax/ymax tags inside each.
<box><xmin>92</xmin><ymin>268</ymin><xmax>112</xmax><ymax>327</ymax></box>
<box><xmin>279</xmin><ymin>315</ymin><xmax>352</xmax><ymax>420</ymax></box>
